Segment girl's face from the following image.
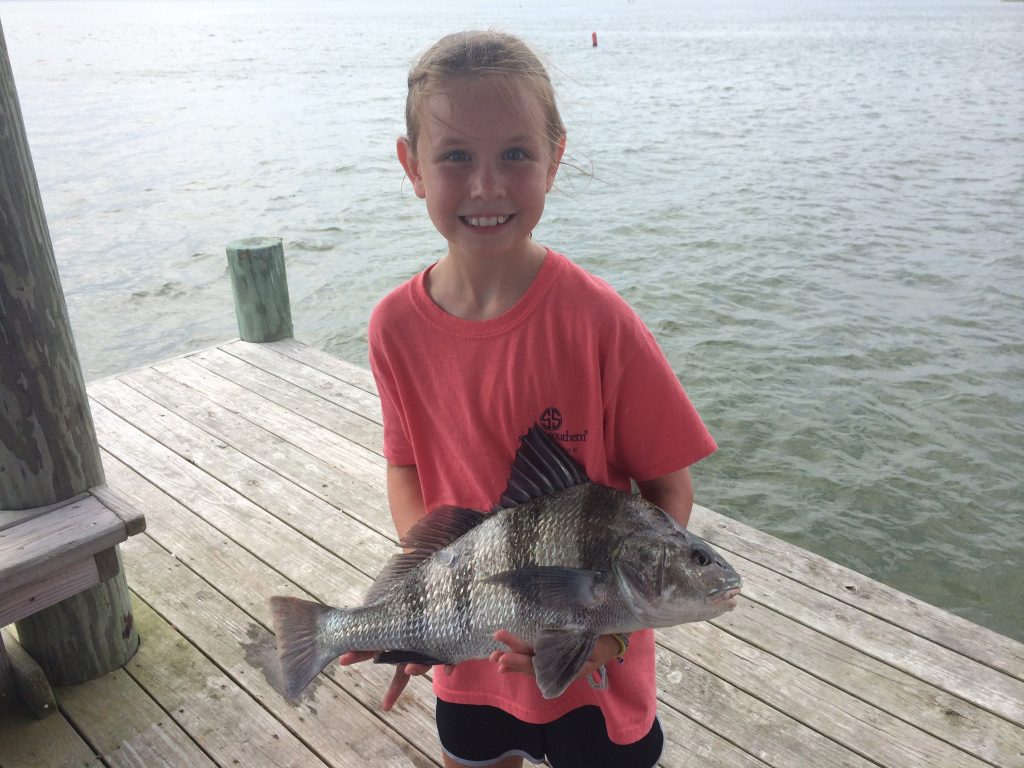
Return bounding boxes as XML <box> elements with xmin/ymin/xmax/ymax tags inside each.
<box><xmin>398</xmin><ymin>77</ymin><xmax>565</xmax><ymax>264</ymax></box>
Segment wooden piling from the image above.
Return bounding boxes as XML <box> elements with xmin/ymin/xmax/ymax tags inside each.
<box><xmin>0</xmin><ymin>19</ymin><xmax>138</xmax><ymax>684</ymax></box>
<box><xmin>0</xmin><ymin>21</ymin><xmax>103</xmax><ymax>508</ymax></box>
<box><xmin>226</xmin><ymin>236</ymin><xmax>293</xmax><ymax>342</ymax></box>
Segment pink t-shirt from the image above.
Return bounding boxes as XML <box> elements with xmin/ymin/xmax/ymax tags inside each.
<box><xmin>368</xmin><ymin>249</ymin><xmax>716</xmax><ymax>744</ymax></box>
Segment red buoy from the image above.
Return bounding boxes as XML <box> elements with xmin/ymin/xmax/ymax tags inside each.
<box><xmin>592</xmin><ymin>32</ymin><xmax>598</xmax><ymax>47</ymax></box>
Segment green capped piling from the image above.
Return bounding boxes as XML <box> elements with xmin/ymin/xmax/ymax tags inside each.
<box><xmin>226</xmin><ymin>236</ymin><xmax>293</xmax><ymax>343</ymax></box>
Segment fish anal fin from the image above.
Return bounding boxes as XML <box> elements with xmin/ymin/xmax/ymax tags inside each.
<box><xmin>533</xmin><ymin>628</ymin><xmax>598</xmax><ymax>699</ymax></box>
<box><xmin>373</xmin><ymin>650</ymin><xmax>448</xmax><ymax>666</ymax></box>
<box><xmin>484</xmin><ymin>566</ymin><xmax>606</xmax><ymax>610</ymax></box>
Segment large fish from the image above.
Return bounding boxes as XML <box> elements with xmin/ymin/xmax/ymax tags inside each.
<box><xmin>271</xmin><ymin>425</ymin><xmax>741</xmax><ymax>700</ymax></box>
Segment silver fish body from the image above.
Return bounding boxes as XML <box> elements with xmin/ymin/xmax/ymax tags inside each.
<box><xmin>271</xmin><ymin>426</ymin><xmax>741</xmax><ymax>700</ymax></box>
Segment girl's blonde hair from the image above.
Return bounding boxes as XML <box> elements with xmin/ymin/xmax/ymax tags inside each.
<box><xmin>405</xmin><ymin>30</ymin><xmax>566</xmax><ymax>157</ymax></box>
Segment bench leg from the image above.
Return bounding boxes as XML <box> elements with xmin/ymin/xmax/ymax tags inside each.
<box><xmin>13</xmin><ymin>545</ymin><xmax>139</xmax><ymax>686</ymax></box>
<box><xmin>1</xmin><ymin>629</ymin><xmax>57</xmax><ymax>718</ymax></box>
<box><xmin>0</xmin><ymin>636</ymin><xmax>14</xmax><ymax>712</ymax></box>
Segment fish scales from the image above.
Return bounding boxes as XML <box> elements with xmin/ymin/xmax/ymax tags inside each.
<box><xmin>270</xmin><ymin>425</ymin><xmax>742</xmax><ymax>700</ymax></box>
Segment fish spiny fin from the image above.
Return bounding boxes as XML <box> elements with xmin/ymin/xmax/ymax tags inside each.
<box><xmin>270</xmin><ymin>596</ymin><xmax>343</xmax><ymax>699</ymax></box>
<box><xmin>362</xmin><ymin>506</ymin><xmax>487</xmax><ymax>606</ymax></box>
<box><xmin>533</xmin><ymin>628</ymin><xmax>599</xmax><ymax>699</ymax></box>
<box><xmin>400</xmin><ymin>505</ymin><xmax>488</xmax><ymax>551</ymax></box>
<box><xmin>499</xmin><ymin>424</ymin><xmax>590</xmax><ymax>508</ymax></box>
<box><xmin>362</xmin><ymin>549</ymin><xmax>432</xmax><ymax>605</ymax></box>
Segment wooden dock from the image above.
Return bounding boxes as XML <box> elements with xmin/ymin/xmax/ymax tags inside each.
<box><xmin>1</xmin><ymin>338</ymin><xmax>1022</xmax><ymax>768</ymax></box>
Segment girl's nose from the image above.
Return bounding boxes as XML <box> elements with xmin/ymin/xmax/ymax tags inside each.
<box><xmin>469</xmin><ymin>163</ymin><xmax>505</xmax><ymax>198</ymax></box>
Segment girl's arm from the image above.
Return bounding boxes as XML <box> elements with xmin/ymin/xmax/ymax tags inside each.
<box><xmin>636</xmin><ymin>466</ymin><xmax>695</xmax><ymax>528</ymax></box>
<box><xmin>339</xmin><ymin>461</ymin><xmax>431</xmax><ymax>711</ymax></box>
<box><xmin>386</xmin><ymin>462</ymin><xmax>428</xmax><ymax>542</ymax></box>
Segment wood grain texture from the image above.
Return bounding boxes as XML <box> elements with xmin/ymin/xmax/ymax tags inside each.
<box><xmin>1</xmin><ymin>628</ymin><xmax>56</xmax><ymax>719</ymax></box>
<box><xmin>0</xmin><ymin>21</ymin><xmax>103</xmax><ymax>510</ymax></box>
<box><xmin>225</xmin><ymin>237</ymin><xmax>293</xmax><ymax>343</ymax></box>
<box><xmin>7</xmin><ymin>341</ymin><xmax>1017</xmax><ymax>768</ymax></box>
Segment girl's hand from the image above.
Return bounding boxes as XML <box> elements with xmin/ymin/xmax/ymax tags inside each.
<box><xmin>488</xmin><ymin>630</ymin><xmax>623</xmax><ymax>684</ymax></box>
<box><xmin>488</xmin><ymin>630</ymin><xmax>536</xmax><ymax>676</ymax></box>
<box><xmin>338</xmin><ymin>652</ymin><xmax>433</xmax><ymax>711</ymax></box>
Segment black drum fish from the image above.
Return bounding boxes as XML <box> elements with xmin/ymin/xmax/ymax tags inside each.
<box><xmin>271</xmin><ymin>425</ymin><xmax>741</xmax><ymax>700</ymax></box>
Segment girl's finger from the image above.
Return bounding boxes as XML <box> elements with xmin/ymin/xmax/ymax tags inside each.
<box><xmin>382</xmin><ymin>666</ymin><xmax>411</xmax><ymax>711</ymax></box>
<box><xmin>493</xmin><ymin>629</ymin><xmax>534</xmax><ymax>655</ymax></box>
<box><xmin>338</xmin><ymin>650</ymin><xmax>376</xmax><ymax>666</ymax></box>
<box><xmin>493</xmin><ymin>650</ymin><xmax>536</xmax><ymax>677</ymax></box>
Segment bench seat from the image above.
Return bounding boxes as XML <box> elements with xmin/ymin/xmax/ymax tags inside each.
<box><xmin>0</xmin><ymin>488</ymin><xmax>145</xmax><ymax>627</ymax></box>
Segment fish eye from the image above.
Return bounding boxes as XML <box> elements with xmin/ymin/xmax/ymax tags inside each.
<box><xmin>691</xmin><ymin>546</ymin><xmax>712</xmax><ymax>567</ymax></box>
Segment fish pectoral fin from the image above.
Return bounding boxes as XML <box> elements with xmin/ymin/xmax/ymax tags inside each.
<box><xmin>483</xmin><ymin>567</ymin><xmax>606</xmax><ymax>609</ymax></box>
<box><xmin>532</xmin><ymin>628</ymin><xmax>598</xmax><ymax>699</ymax></box>
<box><xmin>373</xmin><ymin>650</ymin><xmax>448</xmax><ymax>666</ymax></box>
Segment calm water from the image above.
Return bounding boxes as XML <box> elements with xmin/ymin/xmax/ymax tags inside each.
<box><xmin>2</xmin><ymin>0</ymin><xmax>1022</xmax><ymax>641</ymax></box>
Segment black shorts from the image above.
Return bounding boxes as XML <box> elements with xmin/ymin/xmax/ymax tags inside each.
<box><xmin>435</xmin><ymin>699</ymin><xmax>664</xmax><ymax>768</ymax></box>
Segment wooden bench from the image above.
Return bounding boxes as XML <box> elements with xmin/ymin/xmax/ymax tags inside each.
<box><xmin>0</xmin><ymin>486</ymin><xmax>145</xmax><ymax>715</ymax></box>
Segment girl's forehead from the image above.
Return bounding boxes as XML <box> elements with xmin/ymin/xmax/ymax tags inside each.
<box><xmin>418</xmin><ymin>78</ymin><xmax>548</xmax><ymax>143</ymax></box>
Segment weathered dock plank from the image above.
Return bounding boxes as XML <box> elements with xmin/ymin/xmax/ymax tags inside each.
<box><xmin>656</xmin><ymin>705</ymin><xmax>772</xmax><ymax>768</ymax></box>
<box><xmin>711</xmin><ymin>595</ymin><xmax>1023</xmax><ymax>767</ymax></box>
<box><xmin>260</xmin><ymin>338</ymin><xmax>379</xmax><ymax>395</ymax></box>
<box><xmin>4</xmin><ymin>339</ymin><xmax>1022</xmax><ymax>768</ymax></box>
<box><xmin>0</xmin><ymin>707</ymin><xmax>101</xmax><ymax>767</ymax></box>
<box><xmin>122</xmin><ymin>537</ymin><xmax>435</xmax><ymax>768</ymax></box>
<box><xmin>150</xmin><ymin>355</ymin><xmax>386</xmax><ymax>492</ymax></box>
<box><xmin>96</xmin><ymin>368</ymin><xmax>393</xmax><ymax>536</ymax></box>
<box><xmin>57</xmin><ymin>667</ymin><xmax>216</xmax><ymax>768</ymax></box>
<box><xmin>190</xmin><ymin>345</ymin><xmax>383</xmax><ymax>454</ymax></box>
<box><xmin>723</xmin><ymin>550</ymin><xmax>1024</xmax><ymax>727</ymax></box>
<box><xmin>692</xmin><ymin>506</ymin><xmax>1024</xmax><ymax>681</ymax></box>
<box><xmin>92</xmin><ymin>435</ymin><xmax>440</xmax><ymax>763</ymax></box>
<box><xmin>216</xmin><ymin>340</ymin><xmax>383</xmax><ymax>431</ymax></box>
<box><xmin>661</xmin><ymin>619</ymin><xmax>990</xmax><ymax>768</ymax></box>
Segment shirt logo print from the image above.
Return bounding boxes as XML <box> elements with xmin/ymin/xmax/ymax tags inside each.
<box><xmin>540</xmin><ymin>407</ymin><xmax>562</xmax><ymax>431</ymax></box>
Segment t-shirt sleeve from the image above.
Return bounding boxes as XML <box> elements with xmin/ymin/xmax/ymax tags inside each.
<box><xmin>602</xmin><ymin>313</ymin><xmax>717</xmax><ymax>482</ymax></box>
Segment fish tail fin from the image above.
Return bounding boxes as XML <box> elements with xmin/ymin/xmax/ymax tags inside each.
<box><xmin>270</xmin><ymin>595</ymin><xmax>344</xmax><ymax>699</ymax></box>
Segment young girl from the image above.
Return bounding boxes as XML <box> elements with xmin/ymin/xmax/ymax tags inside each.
<box><xmin>355</xmin><ymin>30</ymin><xmax>716</xmax><ymax>768</ymax></box>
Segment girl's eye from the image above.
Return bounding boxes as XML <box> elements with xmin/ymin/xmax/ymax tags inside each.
<box><xmin>503</xmin><ymin>148</ymin><xmax>528</xmax><ymax>161</ymax></box>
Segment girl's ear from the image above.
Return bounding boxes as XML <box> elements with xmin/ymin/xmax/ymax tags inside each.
<box><xmin>397</xmin><ymin>137</ymin><xmax>426</xmax><ymax>199</ymax></box>
<box><xmin>546</xmin><ymin>134</ymin><xmax>567</xmax><ymax>192</ymax></box>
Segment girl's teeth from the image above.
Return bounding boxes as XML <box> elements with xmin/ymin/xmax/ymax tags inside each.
<box><xmin>466</xmin><ymin>215</ymin><xmax>509</xmax><ymax>227</ymax></box>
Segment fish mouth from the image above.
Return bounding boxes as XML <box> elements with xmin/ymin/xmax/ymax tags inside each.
<box><xmin>707</xmin><ymin>586</ymin><xmax>741</xmax><ymax>608</ymax></box>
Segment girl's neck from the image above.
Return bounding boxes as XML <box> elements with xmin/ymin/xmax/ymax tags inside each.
<box><xmin>426</xmin><ymin>241</ymin><xmax>548</xmax><ymax>322</ymax></box>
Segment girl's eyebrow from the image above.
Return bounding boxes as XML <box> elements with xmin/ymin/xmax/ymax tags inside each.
<box><xmin>433</xmin><ymin>133</ymin><xmax>539</xmax><ymax>148</ymax></box>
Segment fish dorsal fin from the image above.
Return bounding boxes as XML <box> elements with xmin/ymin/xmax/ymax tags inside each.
<box><xmin>498</xmin><ymin>424</ymin><xmax>590</xmax><ymax>509</ymax></box>
<box><xmin>362</xmin><ymin>505</ymin><xmax>487</xmax><ymax>606</ymax></box>
<box><xmin>362</xmin><ymin>549</ymin><xmax>431</xmax><ymax>605</ymax></box>
<box><xmin>400</xmin><ymin>505</ymin><xmax>488</xmax><ymax>551</ymax></box>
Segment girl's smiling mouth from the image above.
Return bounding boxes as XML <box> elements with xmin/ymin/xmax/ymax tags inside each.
<box><xmin>461</xmin><ymin>214</ymin><xmax>513</xmax><ymax>228</ymax></box>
